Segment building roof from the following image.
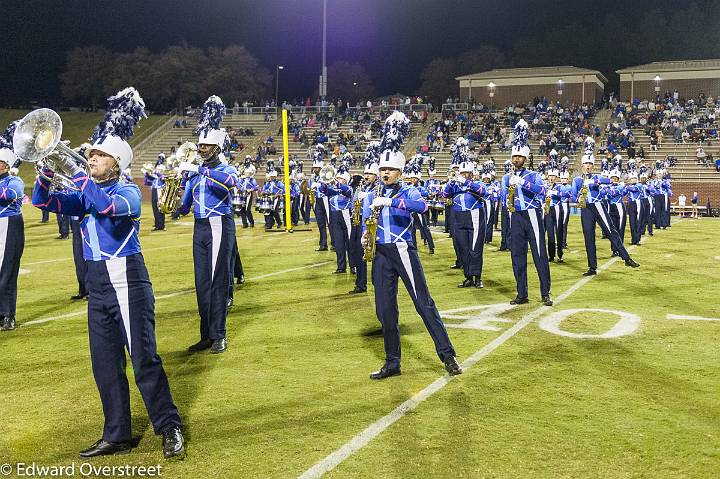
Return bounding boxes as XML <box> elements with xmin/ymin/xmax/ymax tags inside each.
<box><xmin>456</xmin><ymin>66</ymin><xmax>608</xmax><ymax>83</ymax></box>
<box><xmin>616</xmin><ymin>59</ymin><xmax>720</xmax><ymax>73</ymax></box>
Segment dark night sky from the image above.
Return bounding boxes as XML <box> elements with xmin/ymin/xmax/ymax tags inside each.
<box><xmin>1</xmin><ymin>0</ymin><xmax>680</xmax><ymax>104</ymax></box>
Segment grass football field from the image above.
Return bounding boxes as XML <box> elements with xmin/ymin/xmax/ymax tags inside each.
<box><xmin>1</xmin><ymin>206</ymin><xmax>718</xmax><ymax>478</ymax></box>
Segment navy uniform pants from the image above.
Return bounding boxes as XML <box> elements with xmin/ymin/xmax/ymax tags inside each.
<box><xmin>71</xmin><ymin>218</ymin><xmax>88</xmax><ymax>296</ymax></box>
<box><xmin>545</xmin><ymin>204</ymin><xmax>563</xmax><ymax>261</ymax></box>
<box><xmin>412</xmin><ymin>212</ymin><xmax>435</xmax><ymax>251</ymax></box>
<box><xmin>430</xmin><ymin>206</ymin><xmax>439</xmax><ymax>226</ymax></box>
<box><xmin>193</xmin><ymin>214</ymin><xmax>235</xmax><ymax>341</ymax></box>
<box><xmin>86</xmin><ymin>254</ymin><xmax>181</xmax><ymax>443</ymax></box>
<box><xmin>290</xmin><ymin>196</ymin><xmax>300</xmax><ymax>226</ymax></box>
<box><xmin>581</xmin><ymin>202</ymin><xmax>630</xmax><ymax>270</ymax></box>
<box><xmin>0</xmin><ymin>215</ymin><xmax>24</xmax><ymax>316</ymax></box>
<box><xmin>444</xmin><ymin>205</ymin><xmax>452</xmax><ymax>233</ymax></box>
<box><xmin>608</xmin><ymin>202</ymin><xmax>627</xmax><ymax>252</ymax></box>
<box><xmin>239</xmin><ymin>195</ymin><xmax>254</xmax><ymax>227</ymax></box>
<box><xmin>330</xmin><ymin>209</ymin><xmax>352</xmax><ymax>271</ymax></box>
<box><xmin>663</xmin><ymin>193</ymin><xmax>671</xmax><ymax>227</ymax></box>
<box><xmin>483</xmin><ymin>199</ymin><xmax>494</xmax><ymax>243</ymax></box>
<box><xmin>654</xmin><ymin>195</ymin><xmax>664</xmax><ymax>228</ymax></box>
<box><xmin>228</xmin><ymin>240</ymin><xmax>244</xmax><ymax>301</ymax></box>
<box><xmin>300</xmin><ymin>195</ymin><xmax>311</xmax><ymax>224</ymax></box>
<box><xmin>453</xmin><ymin>208</ymin><xmax>485</xmax><ymax>278</ymax></box>
<box><xmin>627</xmin><ymin>199</ymin><xmax>642</xmax><ymax>244</ymax></box>
<box><xmin>264</xmin><ymin>198</ymin><xmax>282</xmax><ymax>229</ymax></box>
<box><xmin>500</xmin><ymin>205</ymin><xmax>510</xmax><ymax>250</ymax></box>
<box><xmin>509</xmin><ymin>208</ymin><xmax>551</xmax><ymax>298</ymax></box>
<box><xmin>314</xmin><ymin>198</ymin><xmax>330</xmax><ymax>248</ymax></box>
<box><xmin>350</xmin><ymin>223</ymin><xmax>367</xmax><ymax>289</ymax></box>
<box><xmin>151</xmin><ymin>188</ymin><xmax>165</xmax><ymax>230</ymax></box>
<box><xmin>562</xmin><ymin>201</ymin><xmax>570</xmax><ymax>247</ymax></box>
<box><xmin>641</xmin><ymin>197</ymin><xmax>653</xmax><ymax>235</ymax></box>
<box><xmin>372</xmin><ymin>242</ymin><xmax>456</xmax><ymax>369</ymax></box>
<box><xmin>57</xmin><ymin>213</ymin><xmax>70</xmax><ymax>237</ymax></box>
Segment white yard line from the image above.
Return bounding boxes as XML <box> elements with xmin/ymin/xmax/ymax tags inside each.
<box><xmin>298</xmin><ymin>235</ymin><xmax>651</xmax><ymax>479</ymax></box>
<box><xmin>20</xmin><ymin>261</ymin><xmax>332</xmax><ymax>328</ymax></box>
<box><xmin>666</xmin><ymin>314</ymin><xmax>720</xmax><ymax>322</ymax></box>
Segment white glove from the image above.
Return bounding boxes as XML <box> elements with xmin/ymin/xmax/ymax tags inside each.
<box><xmin>371</xmin><ymin>196</ymin><xmax>392</xmax><ymax>208</ymax></box>
<box><xmin>583</xmin><ymin>178</ymin><xmax>595</xmax><ymax>186</ymax></box>
<box><xmin>358</xmin><ymin>191</ymin><xmax>368</xmax><ymax>201</ymax></box>
<box><xmin>547</xmin><ymin>189</ymin><xmax>557</xmax><ymax>196</ymax></box>
<box><xmin>509</xmin><ymin>176</ymin><xmax>522</xmax><ymax>186</ymax></box>
<box><xmin>361</xmin><ymin>231</ymin><xmax>369</xmax><ymax>248</ymax></box>
<box><xmin>178</xmin><ymin>162</ymin><xmax>199</xmax><ymax>174</ymax></box>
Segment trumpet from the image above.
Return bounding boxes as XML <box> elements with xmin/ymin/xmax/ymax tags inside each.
<box><xmin>158</xmin><ymin>142</ymin><xmax>197</xmax><ymax>214</ymax></box>
<box><xmin>13</xmin><ymin>109</ymin><xmax>90</xmax><ymax>192</ymax></box>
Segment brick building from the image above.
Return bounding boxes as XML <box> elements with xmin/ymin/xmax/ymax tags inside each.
<box><xmin>456</xmin><ymin>66</ymin><xmax>606</xmax><ymax>107</ymax></box>
<box><xmin>617</xmin><ymin>59</ymin><xmax>720</xmax><ymax>102</ymax></box>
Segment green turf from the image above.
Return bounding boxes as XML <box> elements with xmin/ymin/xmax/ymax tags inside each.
<box><xmin>0</xmin><ymin>208</ymin><xmax>718</xmax><ymax>478</ymax></box>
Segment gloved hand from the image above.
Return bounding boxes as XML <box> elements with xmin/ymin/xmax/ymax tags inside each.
<box><xmin>178</xmin><ymin>162</ymin><xmax>199</xmax><ymax>174</ymax></box>
<box><xmin>358</xmin><ymin>191</ymin><xmax>368</xmax><ymax>201</ymax></box>
<box><xmin>547</xmin><ymin>189</ymin><xmax>557</xmax><ymax>196</ymax></box>
<box><xmin>371</xmin><ymin>196</ymin><xmax>392</xmax><ymax>208</ymax></box>
<box><xmin>583</xmin><ymin>178</ymin><xmax>595</xmax><ymax>186</ymax></box>
<box><xmin>509</xmin><ymin>175</ymin><xmax>523</xmax><ymax>186</ymax></box>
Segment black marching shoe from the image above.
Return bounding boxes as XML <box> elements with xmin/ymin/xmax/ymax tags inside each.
<box><xmin>474</xmin><ymin>277</ymin><xmax>484</xmax><ymax>289</ymax></box>
<box><xmin>625</xmin><ymin>258</ymin><xmax>640</xmax><ymax>268</ymax></box>
<box><xmin>162</xmin><ymin>427</ymin><xmax>185</xmax><ymax>459</ymax></box>
<box><xmin>79</xmin><ymin>438</ymin><xmax>131</xmax><ymax>457</ymax></box>
<box><xmin>429</xmin><ymin>248</ymin><xmax>435</xmax><ymax>254</ymax></box>
<box><xmin>450</xmin><ymin>264</ymin><xmax>462</xmax><ymax>269</ymax></box>
<box><xmin>611</xmin><ymin>251</ymin><xmax>619</xmax><ymax>257</ymax></box>
<box><xmin>348</xmin><ymin>287</ymin><xmax>367</xmax><ymax>294</ymax></box>
<box><xmin>369</xmin><ymin>365</ymin><xmax>401</xmax><ymax>380</ymax></box>
<box><xmin>210</xmin><ymin>338</ymin><xmax>227</xmax><ymax>354</ymax></box>
<box><xmin>542</xmin><ymin>295</ymin><xmax>553</xmax><ymax>306</ymax></box>
<box><xmin>510</xmin><ymin>296</ymin><xmax>529</xmax><ymax>305</ymax></box>
<box><xmin>444</xmin><ymin>357</ymin><xmax>463</xmax><ymax>376</ymax></box>
<box><xmin>350</xmin><ymin>267</ymin><xmax>357</xmax><ymax>275</ymax></box>
<box><xmin>458</xmin><ymin>277</ymin><xmax>474</xmax><ymax>288</ymax></box>
<box><xmin>0</xmin><ymin>316</ymin><xmax>16</xmax><ymax>331</ymax></box>
<box><xmin>332</xmin><ymin>269</ymin><xmax>346</xmax><ymax>274</ymax></box>
<box><xmin>556</xmin><ymin>258</ymin><xmax>565</xmax><ymax>263</ymax></box>
<box><xmin>316</xmin><ymin>247</ymin><xmax>328</xmax><ymax>251</ymax></box>
<box><xmin>226</xmin><ymin>297</ymin><xmax>234</xmax><ymax>313</ymax></box>
<box><xmin>237</xmin><ymin>275</ymin><xmax>245</xmax><ymax>285</ymax></box>
<box><xmin>188</xmin><ymin>339</ymin><xmax>213</xmax><ymax>353</ymax></box>
<box><xmin>71</xmin><ymin>293</ymin><xmax>89</xmax><ymax>300</ymax></box>
<box><xmin>583</xmin><ymin>269</ymin><xmax>597</xmax><ymax>276</ymax></box>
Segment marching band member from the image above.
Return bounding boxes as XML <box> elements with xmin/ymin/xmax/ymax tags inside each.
<box><xmin>652</xmin><ymin>164</ymin><xmax>665</xmax><ymax>230</ymax></box>
<box><xmin>447</xmin><ymin>144</ymin><xmax>465</xmax><ymax>269</ymax></box>
<box><xmin>660</xmin><ymin>169</ymin><xmax>673</xmax><ymax>229</ymax></box>
<box><xmin>177</xmin><ymin>95</ymin><xmax>238</xmax><ymax>354</ymax></box>
<box><xmin>481</xmin><ymin>161</ymin><xmax>498</xmax><ymax>245</ymax></box>
<box><xmin>260</xmin><ymin>163</ymin><xmax>284</xmax><ymax>230</ymax></box>
<box><xmin>0</xmin><ymin>122</ymin><xmax>24</xmax><ymax>332</ymax></box>
<box><xmin>406</xmin><ymin>161</ymin><xmax>435</xmax><ymax>254</ymax></box>
<box><xmin>639</xmin><ymin>166</ymin><xmax>654</xmax><ymax>237</ymax></box>
<box><xmin>426</xmin><ymin>159</ymin><xmax>442</xmax><ymax>227</ymax></box>
<box><xmin>310</xmin><ymin>147</ymin><xmax>332</xmax><ymax>251</ymax></box>
<box><xmin>237</xmin><ymin>162</ymin><xmax>258</xmax><ymax>228</ymax></box>
<box><xmin>571</xmin><ymin>137</ymin><xmax>639</xmax><ymax>277</ymax></box>
<box><xmin>501</xmin><ymin>119</ymin><xmax>553</xmax><ymax>306</ymax></box>
<box><xmin>559</xmin><ymin>156</ymin><xmax>571</xmax><ymax>249</ymax></box>
<box><xmin>624</xmin><ymin>161</ymin><xmax>643</xmax><ymax>245</ymax></box>
<box><xmin>361</xmin><ymin>112</ymin><xmax>461</xmax><ymax>379</ymax></box>
<box><xmin>543</xmin><ymin>161</ymin><xmax>567</xmax><ymax>263</ymax></box>
<box><xmin>297</xmin><ymin>172</ymin><xmax>311</xmax><ymax>225</ymax></box>
<box><xmin>31</xmin><ymin>88</ymin><xmax>184</xmax><ymax>458</ymax></box>
<box><xmin>150</xmin><ymin>163</ymin><xmax>166</xmax><ymax>231</ymax></box>
<box><xmin>348</xmin><ymin>143</ymin><xmax>380</xmax><ymax>294</ymax></box>
<box><xmin>290</xmin><ymin>172</ymin><xmax>301</xmax><ymax>227</ymax></box>
<box><xmin>443</xmin><ymin>156</ymin><xmax>486</xmax><ymax>289</ymax></box>
<box><xmin>608</xmin><ymin>169</ymin><xmax>627</xmax><ymax>254</ymax></box>
<box><xmin>323</xmin><ymin>165</ymin><xmax>353</xmax><ymax>273</ymax></box>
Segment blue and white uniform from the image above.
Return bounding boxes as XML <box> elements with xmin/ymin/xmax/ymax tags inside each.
<box><xmin>237</xmin><ymin>176</ymin><xmax>258</xmax><ymax>227</ymax></box>
<box><xmin>443</xmin><ymin>178</ymin><xmax>486</xmax><ymax>280</ymax></box>
<box><xmin>324</xmin><ymin>182</ymin><xmax>353</xmax><ymax>271</ymax></box>
<box><xmin>0</xmin><ymin>173</ymin><xmax>24</xmax><ymax>320</ymax></box>
<box><xmin>260</xmin><ymin>178</ymin><xmax>285</xmax><ymax>229</ymax></box>
<box><xmin>310</xmin><ymin>174</ymin><xmax>332</xmax><ymax>249</ymax></box>
<box><xmin>179</xmin><ymin>161</ymin><xmax>238</xmax><ymax>342</ymax></box>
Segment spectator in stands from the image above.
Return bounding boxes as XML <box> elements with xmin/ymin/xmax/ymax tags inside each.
<box><xmin>696</xmin><ymin>145</ymin><xmax>706</xmax><ymax>165</ymax></box>
<box><xmin>677</xmin><ymin>193</ymin><xmax>687</xmax><ymax>217</ymax></box>
<box><xmin>691</xmin><ymin>192</ymin><xmax>699</xmax><ymax>218</ymax></box>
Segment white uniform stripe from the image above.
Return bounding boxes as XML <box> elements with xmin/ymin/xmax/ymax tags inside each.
<box><xmin>322</xmin><ymin>196</ymin><xmax>330</xmax><ymax>220</ymax></box>
<box><xmin>0</xmin><ymin>217</ymin><xmax>8</xmax><ymax>272</ymax></box>
<box><xmin>209</xmin><ymin>216</ymin><xmax>223</xmax><ymax>281</ymax></box>
<box><xmin>341</xmin><ymin>210</ymin><xmax>352</xmax><ymax>240</ymax></box>
<box><xmin>635</xmin><ymin>199</ymin><xmax>641</xmax><ymax>221</ymax></box>
<box><xmin>594</xmin><ymin>202</ymin><xmax>612</xmax><ymax>232</ymax></box>
<box><xmin>106</xmin><ymin>257</ymin><xmax>132</xmax><ymax>355</ymax></box>
<box><xmin>554</xmin><ymin>204</ymin><xmax>561</xmax><ymax>229</ymax></box>
<box><xmin>396</xmin><ymin>242</ymin><xmax>416</xmax><ymax>297</ymax></box>
<box><xmin>470</xmin><ymin>208</ymin><xmax>480</xmax><ymax>249</ymax></box>
<box><xmin>527</xmin><ymin>209</ymin><xmax>542</xmax><ymax>256</ymax></box>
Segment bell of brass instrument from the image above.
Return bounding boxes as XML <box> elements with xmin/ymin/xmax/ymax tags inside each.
<box><xmin>578</xmin><ymin>175</ymin><xmax>589</xmax><ymax>209</ymax></box>
<box><xmin>544</xmin><ymin>182</ymin><xmax>552</xmax><ymax>214</ymax></box>
<box><xmin>351</xmin><ymin>185</ymin><xmax>364</xmax><ymax>226</ymax></box>
<box><xmin>507</xmin><ymin>169</ymin><xmax>517</xmax><ymax>213</ymax></box>
<box><xmin>363</xmin><ymin>181</ymin><xmax>384</xmax><ymax>262</ymax></box>
<box><xmin>13</xmin><ymin>108</ymin><xmax>90</xmax><ymax>192</ymax></box>
<box><xmin>318</xmin><ymin>164</ymin><xmax>337</xmax><ymax>183</ymax></box>
<box><xmin>158</xmin><ymin>141</ymin><xmax>197</xmax><ymax>214</ymax></box>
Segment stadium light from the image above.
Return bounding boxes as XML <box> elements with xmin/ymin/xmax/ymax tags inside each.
<box><xmin>654</xmin><ymin>75</ymin><xmax>661</xmax><ymax>93</ymax></box>
<box><xmin>488</xmin><ymin>82</ymin><xmax>496</xmax><ymax>110</ymax></box>
<box><xmin>276</xmin><ymin>65</ymin><xmax>284</xmax><ymax>109</ymax></box>
<box><xmin>557</xmin><ymin>79</ymin><xmax>563</xmax><ymax>97</ymax></box>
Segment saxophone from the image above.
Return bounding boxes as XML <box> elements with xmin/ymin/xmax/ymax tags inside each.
<box><xmin>309</xmin><ymin>176</ymin><xmax>317</xmax><ymax>207</ymax></box>
<box><xmin>363</xmin><ymin>181</ymin><xmax>384</xmax><ymax>262</ymax></box>
<box><xmin>544</xmin><ymin>182</ymin><xmax>552</xmax><ymax>215</ymax></box>
<box><xmin>578</xmin><ymin>175</ymin><xmax>589</xmax><ymax>209</ymax></box>
<box><xmin>351</xmin><ymin>185</ymin><xmax>363</xmax><ymax>226</ymax></box>
<box><xmin>507</xmin><ymin>169</ymin><xmax>517</xmax><ymax>213</ymax></box>
<box><xmin>158</xmin><ymin>141</ymin><xmax>197</xmax><ymax>214</ymax></box>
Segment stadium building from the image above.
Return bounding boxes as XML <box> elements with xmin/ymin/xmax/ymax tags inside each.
<box><xmin>456</xmin><ymin>66</ymin><xmax>607</xmax><ymax>106</ymax></box>
<box><xmin>617</xmin><ymin>59</ymin><xmax>720</xmax><ymax>102</ymax></box>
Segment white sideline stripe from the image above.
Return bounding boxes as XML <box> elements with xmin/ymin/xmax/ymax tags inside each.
<box><xmin>666</xmin><ymin>314</ymin><xmax>720</xmax><ymax>322</ymax></box>
<box><xmin>21</xmin><ymin>261</ymin><xmax>332</xmax><ymax>328</ymax></box>
<box><xmin>299</xmin><ymin>237</ymin><xmax>646</xmax><ymax>479</ymax></box>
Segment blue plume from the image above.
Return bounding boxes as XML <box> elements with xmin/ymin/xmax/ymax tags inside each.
<box><xmin>363</xmin><ymin>140</ymin><xmax>380</xmax><ymax>166</ymax></box>
<box><xmin>504</xmin><ymin>159</ymin><xmax>512</xmax><ymax>174</ymax></box>
<box><xmin>194</xmin><ymin>95</ymin><xmax>226</xmax><ymax>136</ymax></box>
<box><xmin>379</xmin><ymin>111</ymin><xmax>410</xmax><ymax>153</ymax></box>
<box><xmin>537</xmin><ymin>160</ymin><xmax>548</xmax><ymax>175</ymax></box>
<box><xmin>583</xmin><ymin>136</ymin><xmax>595</xmax><ymax>156</ymax></box>
<box><xmin>626</xmin><ymin>159</ymin><xmax>637</xmax><ymax>173</ymax></box>
<box><xmin>451</xmin><ymin>137</ymin><xmax>469</xmax><ymax>165</ymax></box>
<box><xmin>512</xmin><ymin>119</ymin><xmax>529</xmax><ymax>149</ymax></box>
<box><xmin>601</xmin><ymin>158</ymin><xmax>610</xmax><ymax>172</ymax></box>
<box><xmin>0</xmin><ymin>120</ymin><xmax>19</xmax><ymax>151</ymax></box>
<box><xmin>266</xmin><ymin>160</ymin><xmax>275</xmax><ymax>173</ymax></box>
<box><xmin>560</xmin><ymin>157</ymin><xmax>569</xmax><ymax>173</ymax></box>
<box><xmin>91</xmin><ymin>87</ymin><xmax>147</xmax><ymax>142</ymax></box>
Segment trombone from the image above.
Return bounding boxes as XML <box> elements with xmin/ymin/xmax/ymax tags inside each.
<box><xmin>13</xmin><ymin>108</ymin><xmax>90</xmax><ymax>192</ymax></box>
